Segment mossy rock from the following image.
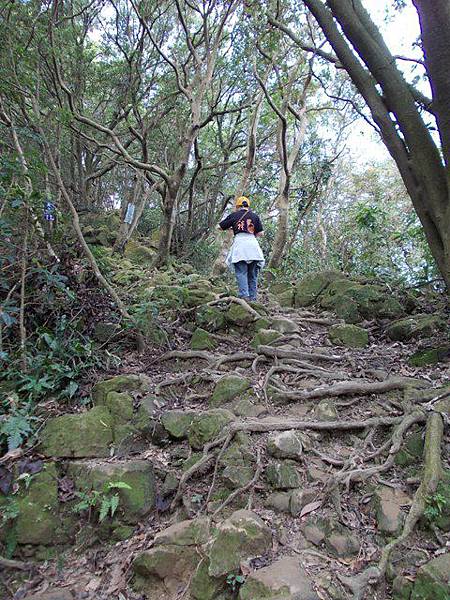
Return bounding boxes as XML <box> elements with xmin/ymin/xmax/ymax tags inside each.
<box><xmin>184</xmin><ymin>289</ymin><xmax>217</xmax><ymax>308</ymax></box>
<box><xmin>150</xmin><ymin>285</ymin><xmax>187</xmax><ymax>309</ymax></box>
<box><xmin>208</xmin><ymin>510</ymin><xmax>272</xmax><ymax>577</ymax></box>
<box><xmin>210</xmin><ymin>375</ymin><xmax>251</xmax><ymax>407</ymax></box>
<box><xmin>154</xmin><ymin>517</ymin><xmax>210</xmax><ymax>546</ymax></box>
<box><xmin>225</xmin><ymin>303</ymin><xmax>256</xmax><ymax>327</ymax></box>
<box><xmin>275</xmin><ymin>289</ymin><xmax>295</xmax><ymax>307</ymax></box>
<box><xmin>320</xmin><ymin>279</ymin><xmax>393</xmax><ymax>323</ymax></box>
<box><xmin>295</xmin><ymin>270</ymin><xmax>347</xmax><ymax>308</ymax></box>
<box><xmin>393</xmin><ymin>575</ymin><xmax>414</xmax><ymax>600</ymax></box>
<box><xmin>125</xmin><ymin>239</ymin><xmax>155</xmax><ymax>265</ymax></box>
<box><xmin>252</xmin><ymin>329</ymin><xmax>282</xmax><ymax>348</ymax></box>
<box><xmin>386</xmin><ymin>314</ymin><xmax>446</xmax><ymax>342</ymax></box>
<box><xmin>251</xmin><ymin>317</ymin><xmax>272</xmax><ymax>332</ymax></box>
<box><xmin>191</xmin><ymin>327</ymin><xmax>217</xmax><ymax>350</ymax></box>
<box><xmin>67</xmin><ymin>459</ymin><xmax>155</xmax><ymax>524</ymax></box>
<box><xmin>271</xmin><ymin>317</ymin><xmax>299</xmax><ymax>334</ymax></box>
<box><xmin>265</xmin><ymin>460</ymin><xmax>301</xmax><ymax>489</ymax></box>
<box><xmin>267</xmin><ymin>430</ymin><xmax>304</xmax><ymax>460</ymax></box>
<box><xmin>40</xmin><ymin>406</ymin><xmax>113</xmax><ymax>458</ymax></box>
<box><xmin>92</xmin><ymin>374</ymin><xmax>151</xmax><ymax>405</ymax></box>
<box><xmin>222</xmin><ymin>465</ymin><xmax>254</xmax><ymax>489</ymax></box>
<box><xmin>239</xmin><ymin>556</ymin><xmax>318</xmax><ymax>600</ymax></box>
<box><xmin>411</xmin><ymin>553</ymin><xmax>450</xmax><ymax>600</ymax></box>
<box><xmin>189</xmin><ymin>557</ymin><xmax>227</xmax><ymax>600</ymax></box>
<box><xmin>132</xmin><ymin>545</ymin><xmax>199</xmax><ymax>596</ymax></box>
<box><xmin>408</xmin><ymin>346</ymin><xmax>450</xmax><ymax>367</ymax></box>
<box><xmin>196</xmin><ymin>305</ymin><xmax>226</xmax><ymax>332</ymax></box>
<box><xmin>329</xmin><ymin>324</ymin><xmax>369</xmax><ymax>348</ymax></box>
<box><xmin>161</xmin><ymin>410</ymin><xmax>196</xmax><ymax>439</ymax></box>
<box><xmin>10</xmin><ymin>463</ymin><xmax>68</xmax><ymax>545</ymax></box>
<box><xmin>188</xmin><ymin>409</ymin><xmax>235</xmax><ymax>449</ymax></box>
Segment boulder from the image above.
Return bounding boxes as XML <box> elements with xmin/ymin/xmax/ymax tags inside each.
<box><xmin>195</xmin><ymin>305</ymin><xmax>226</xmax><ymax>332</ymax></box>
<box><xmin>161</xmin><ymin>410</ymin><xmax>196</xmax><ymax>439</ymax></box>
<box><xmin>239</xmin><ymin>556</ymin><xmax>318</xmax><ymax>600</ymax></box>
<box><xmin>319</xmin><ymin>279</ymin><xmax>403</xmax><ymax>323</ymax></box>
<box><xmin>132</xmin><ymin>545</ymin><xmax>199</xmax><ymax>600</ymax></box>
<box><xmin>232</xmin><ymin>397</ymin><xmax>266</xmax><ymax>418</ymax></box>
<box><xmin>211</xmin><ymin>375</ymin><xmax>252</xmax><ymax>407</ymax></box>
<box><xmin>411</xmin><ymin>553</ymin><xmax>450</xmax><ymax>600</ymax></box>
<box><xmin>295</xmin><ymin>271</ymin><xmax>347</xmax><ymax>308</ymax></box>
<box><xmin>266</xmin><ymin>461</ymin><xmax>301</xmax><ymax>489</ymax></box>
<box><xmin>154</xmin><ymin>517</ymin><xmax>210</xmax><ymax>546</ymax></box>
<box><xmin>67</xmin><ymin>460</ymin><xmax>155</xmax><ymax>524</ymax></box>
<box><xmin>208</xmin><ymin>510</ymin><xmax>272</xmax><ymax>577</ymax></box>
<box><xmin>373</xmin><ymin>486</ymin><xmax>410</xmax><ymax>534</ymax></box>
<box><xmin>265</xmin><ymin>492</ymin><xmax>292</xmax><ymax>513</ymax></box>
<box><xmin>267</xmin><ymin>430</ymin><xmax>304</xmax><ymax>461</ymax></box>
<box><xmin>386</xmin><ymin>314</ymin><xmax>446</xmax><ymax>342</ymax></box>
<box><xmin>325</xmin><ymin>528</ymin><xmax>360</xmax><ymax>558</ymax></box>
<box><xmin>124</xmin><ymin>239</ymin><xmax>155</xmax><ymax>265</ymax></box>
<box><xmin>222</xmin><ymin>465</ymin><xmax>254</xmax><ymax>489</ymax></box>
<box><xmin>252</xmin><ymin>329</ymin><xmax>282</xmax><ymax>348</ymax></box>
<box><xmin>188</xmin><ymin>409</ymin><xmax>235</xmax><ymax>449</ymax></box>
<box><xmin>226</xmin><ymin>302</ymin><xmax>256</xmax><ymax>327</ymax></box>
<box><xmin>191</xmin><ymin>327</ymin><xmax>217</xmax><ymax>350</ymax></box>
<box><xmin>13</xmin><ymin>463</ymin><xmax>67</xmax><ymax>545</ymax></box>
<box><xmin>40</xmin><ymin>406</ymin><xmax>113</xmax><ymax>458</ymax></box>
<box><xmin>132</xmin><ymin>395</ymin><xmax>168</xmax><ymax>446</ymax></box>
<box><xmin>92</xmin><ymin>373</ymin><xmax>151</xmax><ymax>405</ymax></box>
<box><xmin>290</xmin><ymin>488</ymin><xmax>318</xmax><ymax>518</ymax></box>
<box><xmin>271</xmin><ymin>317</ymin><xmax>299</xmax><ymax>334</ymax></box>
<box><xmin>314</xmin><ymin>399</ymin><xmax>338</xmax><ymax>421</ymax></box>
<box><xmin>189</xmin><ymin>557</ymin><xmax>227</xmax><ymax>600</ymax></box>
<box><xmin>276</xmin><ymin>289</ymin><xmax>295</xmax><ymax>307</ymax></box>
<box><xmin>329</xmin><ymin>323</ymin><xmax>369</xmax><ymax>348</ymax></box>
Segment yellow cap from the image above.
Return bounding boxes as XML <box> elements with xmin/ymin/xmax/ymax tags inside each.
<box><xmin>236</xmin><ymin>196</ymin><xmax>250</xmax><ymax>208</ymax></box>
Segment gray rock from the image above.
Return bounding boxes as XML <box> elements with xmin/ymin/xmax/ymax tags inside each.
<box><xmin>267</xmin><ymin>430</ymin><xmax>304</xmax><ymax>460</ymax></box>
<box><xmin>239</xmin><ymin>556</ymin><xmax>318</xmax><ymax>600</ymax></box>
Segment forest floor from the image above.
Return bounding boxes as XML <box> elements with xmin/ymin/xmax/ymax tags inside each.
<box><xmin>2</xmin><ymin>284</ymin><xmax>450</xmax><ymax>600</ymax></box>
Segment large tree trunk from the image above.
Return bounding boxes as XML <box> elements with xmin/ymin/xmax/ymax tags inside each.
<box><xmin>302</xmin><ymin>0</ymin><xmax>450</xmax><ymax>288</ymax></box>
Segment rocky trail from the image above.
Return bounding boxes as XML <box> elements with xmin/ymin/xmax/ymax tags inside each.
<box><xmin>1</xmin><ymin>270</ymin><xmax>449</xmax><ymax>600</ymax></box>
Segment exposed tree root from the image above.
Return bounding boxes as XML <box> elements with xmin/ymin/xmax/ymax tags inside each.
<box><xmin>327</xmin><ymin>410</ymin><xmax>426</xmax><ymax>491</ymax></box>
<box><xmin>215</xmin><ymin>352</ymin><xmax>257</xmax><ymax>369</ymax></box>
<box><xmin>159</xmin><ymin>350</ymin><xmax>217</xmax><ymax>364</ymax></box>
<box><xmin>170</xmin><ymin>414</ymin><xmax>417</xmax><ymax>509</ymax></box>
<box><xmin>0</xmin><ymin>556</ymin><xmax>35</xmax><ymax>571</ymax></box>
<box><xmin>257</xmin><ymin>344</ymin><xmax>343</xmax><ymax>363</ymax></box>
<box><xmin>268</xmin><ymin>376</ymin><xmax>428</xmax><ymax>402</ymax></box>
<box><xmin>339</xmin><ymin>412</ymin><xmax>444</xmax><ymax>599</ymax></box>
<box><xmin>212</xmin><ymin>447</ymin><xmax>263</xmax><ymax>517</ymax></box>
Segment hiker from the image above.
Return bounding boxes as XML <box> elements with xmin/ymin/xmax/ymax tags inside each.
<box><xmin>218</xmin><ymin>196</ymin><xmax>265</xmax><ymax>302</ymax></box>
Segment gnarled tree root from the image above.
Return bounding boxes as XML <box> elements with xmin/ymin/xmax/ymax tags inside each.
<box><xmin>339</xmin><ymin>412</ymin><xmax>444</xmax><ymax>600</ymax></box>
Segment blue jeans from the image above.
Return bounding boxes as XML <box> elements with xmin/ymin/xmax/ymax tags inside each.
<box><xmin>234</xmin><ymin>261</ymin><xmax>260</xmax><ymax>301</ymax></box>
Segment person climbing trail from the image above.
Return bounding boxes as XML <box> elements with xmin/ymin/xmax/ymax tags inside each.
<box><xmin>218</xmin><ymin>196</ymin><xmax>265</xmax><ymax>301</ymax></box>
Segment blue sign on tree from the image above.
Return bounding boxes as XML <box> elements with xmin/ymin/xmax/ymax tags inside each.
<box><xmin>44</xmin><ymin>201</ymin><xmax>56</xmax><ymax>222</ymax></box>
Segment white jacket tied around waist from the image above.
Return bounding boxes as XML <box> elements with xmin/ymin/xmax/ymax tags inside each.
<box><xmin>226</xmin><ymin>232</ymin><xmax>265</xmax><ymax>270</ymax></box>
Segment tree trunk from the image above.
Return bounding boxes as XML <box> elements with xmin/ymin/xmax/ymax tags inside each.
<box><xmin>268</xmin><ymin>109</ymin><xmax>307</xmax><ymax>272</ymax></box>
<box><xmin>301</xmin><ymin>0</ymin><xmax>450</xmax><ymax>288</ymax></box>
